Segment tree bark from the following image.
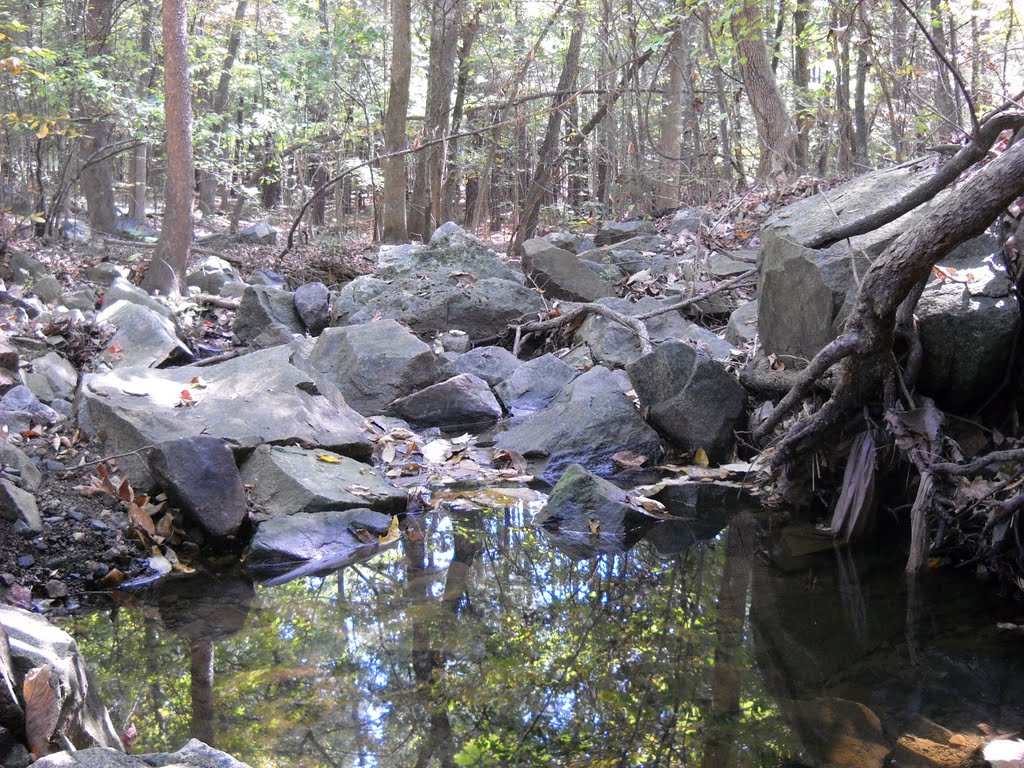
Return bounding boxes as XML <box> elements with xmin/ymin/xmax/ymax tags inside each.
<box><xmin>793</xmin><ymin>0</ymin><xmax>811</xmax><ymax>170</ymax></box>
<box><xmin>141</xmin><ymin>0</ymin><xmax>194</xmax><ymax>296</ymax></box>
<box><xmin>129</xmin><ymin>0</ymin><xmax>156</xmax><ymax>222</ymax></box>
<box><xmin>730</xmin><ymin>0</ymin><xmax>794</xmax><ymax>178</ymax></box>
<box><xmin>381</xmin><ymin>0</ymin><xmax>411</xmax><ymax>242</ymax></box>
<box><xmin>80</xmin><ymin>0</ymin><xmax>116</xmax><ymax>233</ymax></box>
<box><xmin>656</xmin><ymin>26</ymin><xmax>685</xmax><ymax>209</ymax></box>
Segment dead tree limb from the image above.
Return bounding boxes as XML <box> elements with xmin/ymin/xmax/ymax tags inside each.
<box><xmin>756</xmin><ymin>123</ymin><xmax>1024</xmax><ymax>464</ymax></box>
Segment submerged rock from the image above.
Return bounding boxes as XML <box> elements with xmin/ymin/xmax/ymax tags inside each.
<box><xmin>534</xmin><ymin>464</ymin><xmax>651</xmax><ymax>535</ymax></box>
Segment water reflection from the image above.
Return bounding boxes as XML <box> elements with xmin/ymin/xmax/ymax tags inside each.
<box><xmin>62</xmin><ymin>502</ymin><xmax>1024</xmax><ymax>767</ymax></box>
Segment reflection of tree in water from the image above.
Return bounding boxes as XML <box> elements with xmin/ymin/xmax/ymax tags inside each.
<box><xmin>66</xmin><ymin>507</ymin><xmax>797</xmax><ymax>767</ymax></box>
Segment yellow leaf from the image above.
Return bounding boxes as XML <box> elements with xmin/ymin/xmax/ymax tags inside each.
<box><xmin>317</xmin><ymin>454</ymin><xmax>342</xmax><ymax>463</ymax></box>
<box><xmin>378</xmin><ymin>515</ymin><xmax>401</xmax><ymax>545</ymax></box>
<box><xmin>36</xmin><ymin>122</ymin><xmax>48</xmax><ymax>139</ymax></box>
<box><xmin>694</xmin><ymin>447</ymin><xmax>710</xmax><ymax>468</ymax></box>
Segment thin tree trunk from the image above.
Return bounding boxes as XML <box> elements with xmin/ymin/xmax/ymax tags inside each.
<box><xmin>656</xmin><ymin>26</ymin><xmax>685</xmax><ymax>210</ymax></box>
<box><xmin>930</xmin><ymin>0</ymin><xmax>959</xmax><ymax>131</ymax></box>
<box><xmin>80</xmin><ymin>0</ymin><xmax>116</xmax><ymax>233</ymax></box>
<box><xmin>129</xmin><ymin>0</ymin><xmax>156</xmax><ymax>221</ymax></box>
<box><xmin>793</xmin><ymin>0</ymin><xmax>811</xmax><ymax>170</ymax></box>
<box><xmin>190</xmin><ymin>641</ymin><xmax>216</xmax><ymax>746</ymax></box>
<box><xmin>854</xmin><ymin>23</ymin><xmax>870</xmax><ymax>170</ymax></box>
<box><xmin>381</xmin><ymin>0</ymin><xmax>411</xmax><ymax>241</ymax></box>
<box><xmin>440</xmin><ymin>9</ymin><xmax>479</xmax><ymax>224</ymax></box>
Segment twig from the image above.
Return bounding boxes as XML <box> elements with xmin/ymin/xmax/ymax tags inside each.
<box><xmin>931</xmin><ymin>447</ymin><xmax>1024</xmax><ymax>476</ymax></box>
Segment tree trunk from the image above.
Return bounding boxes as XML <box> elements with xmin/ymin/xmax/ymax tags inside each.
<box><xmin>854</xmin><ymin>17</ymin><xmax>870</xmax><ymax>170</ymax></box>
<box><xmin>80</xmin><ymin>0</ymin><xmax>116</xmax><ymax>233</ymax></box>
<box><xmin>141</xmin><ymin>0</ymin><xmax>194</xmax><ymax>296</ymax></box>
<box><xmin>129</xmin><ymin>0</ymin><xmax>156</xmax><ymax>222</ymax></box>
<box><xmin>929</xmin><ymin>0</ymin><xmax>959</xmax><ymax>132</ymax></box>
<box><xmin>381</xmin><ymin>0</ymin><xmax>411</xmax><ymax>242</ymax></box>
<box><xmin>656</xmin><ymin>26</ymin><xmax>685</xmax><ymax>210</ymax></box>
<box><xmin>730</xmin><ymin>0</ymin><xmax>794</xmax><ymax>178</ymax></box>
<box><xmin>793</xmin><ymin>0</ymin><xmax>811</xmax><ymax>170</ymax></box>
<box><xmin>190</xmin><ymin>641</ymin><xmax>216</xmax><ymax>747</ymax></box>
<box><xmin>440</xmin><ymin>11</ymin><xmax>479</xmax><ymax>224</ymax></box>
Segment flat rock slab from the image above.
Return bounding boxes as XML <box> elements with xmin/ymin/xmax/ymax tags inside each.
<box><xmin>97</xmin><ymin>300</ymin><xmax>192</xmax><ymax>370</ymax></box>
<box><xmin>495</xmin><ymin>386</ymin><xmax>662</xmax><ymax>483</ymax></box>
<box><xmin>241</xmin><ymin>444</ymin><xmax>406</xmax><ymax>518</ymax></box>
<box><xmin>387</xmin><ymin>373</ymin><xmax>502</xmax><ymax>431</ymax></box>
<box><xmin>246</xmin><ymin>507</ymin><xmax>394</xmax><ymax>573</ymax></box>
<box><xmin>147</xmin><ymin>436</ymin><xmax>248</xmax><ymax>540</ymax></box>
<box><xmin>78</xmin><ymin>345</ymin><xmax>371</xmax><ymax>489</ymax></box>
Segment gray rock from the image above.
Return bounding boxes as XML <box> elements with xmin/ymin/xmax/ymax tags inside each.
<box><xmin>440</xmin><ymin>345</ymin><xmax>521</xmax><ymax>386</ymax></box>
<box><xmin>916</xmin><ymin>231</ymin><xmax>1021</xmax><ymax>411</ymax></box>
<box><xmin>604</xmin><ymin>234</ymin><xmax>671</xmax><ymax>253</ymax></box>
<box><xmin>668</xmin><ymin>207</ymin><xmax>710</xmax><ymax>235</ymax></box>
<box><xmin>32</xmin><ymin>276</ymin><xmax>63</xmax><ymax>304</ymax></box>
<box><xmin>233</xmin><ymin>285</ymin><xmax>304</xmax><ymax>345</ymax></box>
<box><xmin>0</xmin><ymin>442</ymin><xmax>42</xmax><ymax>491</ymax></box>
<box><xmin>112</xmin><ymin>216</ymin><xmax>158</xmax><ymax>240</ymax></box>
<box><xmin>554</xmin><ymin>365</ymin><xmax>632</xmax><ymax>402</ymax></box>
<box><xmin>726</xmin><ymin>300</ymin><xmax>759</xmax><ymax>346</ymax></box>
<box><xmin>388</xmin><ymin>373</ymin><xmax>502</xmax><ymax>430</ymax></box>
<box><xmin>97</xmin><ymin>300</ymin><xmax>193</xmax><ymax>369</ymax></box>
<box><xmin>495</xmin><ymin>385</ymin><xmax>662</xmax><ymax>483</ymax></box>
<box><xmin>0</xmin><ymin>625</ymin><xmax>23</xmax><ymax>736</ymax></box>
<box><xmin>682</xmin><ymin>325</ymin><xmax>734</xmax><ymax>360</ymax></box>
<box><xmin>305</xmin><ymin>320</ymin><xmax>437</xmax><ymax>416</ymax></box>
<box><xmin>8</xmin><ymin>253</ymin><xmax>47</xmax><ymax>284</ymax></box>
<box><xmin>627</xmin><ymin>340</ymin><xmax>746</xmax><ymax>462</ymax></box>
<box><xmin>378</xmin><ymin>225</ymin><xmax>524</xmax><ymax>284</ymax></box>
<box><xmin>0</xmin><ymin>479</ymin><xmax>40</xmax><ymax>531</ymax></box>
<box><xmin>594</xmin><ymin>220</ymin><xmax>657</xmax><ymax>246</ymax></box>
<box><xmin>249</xmin><ymin>322</ymin><xmax>297</xmax><ymax>350</ymax></box>
<box><xmin>438</xmin><ymin>330</ymin><xmax>471</xmax><ymax>353</ymax></box>
<box><xmin>237</xmin><ymin>220</ymin><xmax>278</xmax><ymax>245</ymax></box>
<box><xmin>24</xmin><ymin>352</ymin><xmax>76</xmax><ymax>404</ymax></box>
<box><xmin>0</xmin><ymin>385</ymin><xmax>59</xmax><ymax>425</ymax></box>
<box><xmin>572</xmin><ymin>296</ymin><xmax>700</xmax><ymax>367</ymax></box>
<box><xmin>249</xmin><ymin>269</ymin><xmax>286</xmax><ymax>288</ymax></box>
<box><xmin>147</xmin><ymin>436</ymin><xmax>248</xmax><ymax>540</ymax></box>
<box><xmin>543</xmin><ymin>231</ymin><xmax>591</xmax><ymax>254</ymax></box>
<box><xmin>61</xmin><ymin>287</ymin><xmax>99</xmax><ymax>312</ymax></box>
<box><xmin>102</xmin><ymin>277</ymin><xmax>175</xmax><ymax>321</ymax></box>
<box><xmin>708</xmin><ymin>251</ymin><xmax>755</xmax><ymax>277</ymax></box>
<box><xmin>34</xmin><ymin>739</ymin><xmax>250</xmax><ymax>768</ymax></box>
<box><xmin>757</xmin><ymin>158</ymin><xmax>938</xmax><ymax>361</ymax></box>
<box><xmin>495</xmin><ymin>353</ymin><xmax>577</xmax><ymax>416</ymax></box>
<box><xmin>247</xmin><ymin>507</ymin><xmax>394</xmax><ymax>570</ymax></box>
<box><xmin>293</xmin><ymin>281</ymin><xmax>330</xmax><ymax>336</ymax></box>
<box><xmin>521</xmin><ymin>239</ymin><xmax>616</xmax><ymax>302</ymax></box>
<box><xmin>0</xmin><ymin>332</ymin><xmax>19</xmax><ymax>372</ymax></box>
<box><xmin>0</xmin><ymin>412</ymin><xmax>33</xmax><ymax>433</ymax></box>
<box><xmin>534</xmin><ymin>463</ymin><xmax>651</xmax><ymax>535</ymax></box>
<box><xmin>83</xmin><ymin>262</ymin><xmax>128</xmax><ymax>287</ymax></box>
<box><xmin>0</xmin><ymin>605</ymin><xmax>122</xmax><ymax>752</ymax></box>
<box><xmin>185</xmin><ymin>256</ymin><xmax>245</xmax><ymax>295</ymax></box>
<box><xmin>241</xmin><ymin>444</ymin><xmax>406</xmax><ymax>518</ymax></box>
<box><xmin>77</xmin><ymin>345</ymin><xmax>371</xmax><ymax>489</ymax></box>
<box><xmin>59</xmin><ymin>220</ymin><xmax>91</xmax><ymax>243</ymax></box>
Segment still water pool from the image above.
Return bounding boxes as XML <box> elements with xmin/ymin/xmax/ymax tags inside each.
<box><xmin>62</xmin><ymin>498</ymin><xmax>1024</xmax><ymax>767</ymax></box>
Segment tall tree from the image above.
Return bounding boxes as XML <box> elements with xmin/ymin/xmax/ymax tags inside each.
<box><xmin>381</xmin><ymin>0</ymin><xmax>411</xmax><ymax>242</ymax></box>
<box><xmin>141</xmin><ymin>0</ymin><xmax>194</xmax><ymax>296</ymax></box>
<box><xmin>730</xmin><ymin>0</ymin><xmax>794</xmax><ymax>178</ymax></box>
<box><xmin>80</xmin><ymin>0</ymin><xmax>117</xmax><ymax>233</ymax></box>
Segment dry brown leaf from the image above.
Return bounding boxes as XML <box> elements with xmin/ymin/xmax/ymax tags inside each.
<box><xmin>23</xmin><ymin>665</ymin><xmax>60</xmax><ymax>757</ymax></box>
<box><xmin>352</xmin><ymin>527</ymin><xmax>377</xmax><ymax>545</ymax></box>
<box><xmin>378</xmin><ymin>515</ymin><xmax>401</xmax><ymax>545</ymax></box>
<box><xmin>612</xmin><ymin>450</ymin><xmax>647</xmax><ymax>469</ymax></box>
<box><xmin>128</xmin><ymin>502</ymin><xmax>156</xmax><ymax>536</ymax></box>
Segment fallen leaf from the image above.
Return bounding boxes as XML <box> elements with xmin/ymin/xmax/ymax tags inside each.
<box><xmin>694</xmin><ymin>447</ymin><xmax>710</xmax><ymax>468</ymax></box>
<box><xmin>317</xmin><ymin>454</ymin><xmax>342</xmax><ymax>463</ymax></box>
<box><xmin>98</xmin><ymin>568</ymin><xmax>125</xmax><ymax>588</ymax></box>
<box><xmin>378</xmin><ymin>515</ymin><xmax>401</xmax><ymax>545</ymax></box>
<box><xmin>128</xmin><ymin>502</ymin><xmax>156</xmax><ymax>536</ymax></box>
<box><xmin>190</xmin><ymin>375</ymin><xmax>208</xmax><ymax>388</ymax></box>
<box><xmin>588</xmin><ymin>518</ymin><xmax>601</xmax><ymax>535</ymax></box>
<box><xmin>948</xmin><ymin>734</ymin><xmax>967</xmax><ymax>747</ymax></box>
<box><xmin>352</xmin><ymin>527</ymin><xmax>377</xmax><ymax>545</ymax></box>
<box><xmin>381</xmin><ymin>442</ymin><xmax>397</xmax><ymax>463</ymax></box>
<box><xmin>23</xmin><ymin>665</ymin><xmax>59</xmax><ymax>757</ymax></box>
<box><xmin>421</xmin><ymin>439</ymin><xmax>453</xmax><ymax>464</ymax></box>
<box><xmin>147</xmin><ymin>554</ymin><xmax>172</xmax><ymax>575</ymax></box>
<box><xmin>612</xmin><ymin>450</ymin><xmax>647</xmax><ymax>469</ymax></box>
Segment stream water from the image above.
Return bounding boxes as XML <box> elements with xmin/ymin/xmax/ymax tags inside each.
<box><xmin>61</xmin><ymin>493</ymin><xmax>1024</xmax><ymax>768</ymax></box>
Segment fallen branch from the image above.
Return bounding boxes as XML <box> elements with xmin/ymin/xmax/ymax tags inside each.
<box><xmin>931</xmin><ymin>447</ymin><xmax>1024</xmax><ymax>476</ymax></box>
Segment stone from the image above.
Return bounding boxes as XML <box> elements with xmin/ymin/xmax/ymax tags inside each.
<box><xmin>757</xmin><ymin>158</ymin><xmax>938</xmax><ymax>362</ymax></box>
<box><xmin>250</xmin><ymin>322</ymin><xmax>297</xmax><ymax>350</ymax></box>
<box><xmin>571</xmin><ymin>296</ymin><xmax>702</xmax><ymax>367</ymax></box>
<box><xmin>668</xmin><ymin>207</ymin><xmax>710</xmax><ymax>235</ymax></box>
<box><xmin>23</xmin><ymin>353</ymin><xmax>77</xmax><ymax>404</ymax></box>
<box><xmin>543</xmin><ymin>231</ymin><xmax>591</xmax><ymax>254</ymax></box>
<box><xmin>0</xmin><ymin>442</ymin><xmax>42</xmax><ymax>491</ymax></box>
<box><xmin>726</xmin><ymin>300</ymin><xmax>759</xmax><ymax>347</ymax></box>
<box><xmin>102</xmin><ymin>277</ymin><xmax>175</xmax><ymax>321</ymax></box>
<box><xmin>61</xmin><ymin>287</ymin><xmax>99</xmax><ymax>312</ymax></box>
<box><xmin>147</xmin><ymin>436</ymin><xmax>248</xmax><ymax>540</ymax></box>
<box><xmin>0</xmin><ymin>625</ymin><xmax>23</xmax><ymax>734</ymax></box>
<box><xmin>233</xmin><ymin>285</ymin><xmax>304</xmax><ymax>345</ymax></box>
<box><xmin>0</xmin><ymin>385</ymin><xmax>59</xmax><ymax>425</ymax></box>
<box><xmin>915</xmin><ymin>231</ymin><xmax>1020</xmax><ymax>412</ymax></box>
<box><xmin>34</xmin><ymin>739</ymin><xmax>251</xmax><ymax>768</ymax></box>
<box><xmin>59</xmin><ymin>220</ymin><xmax>91</xmax><ymax>243</ymax></box>
<box><xmin>237</xmin><ymin>220</ymin><xmax>278</xmax><ymax>245</ymax></box>
<box><xmin>305</xmin><ymin>320</ymin><xmax>437</xmax><ymax>416</ymax></box>
<box><xmin>594</xmin><ymin>219</ymin><xmax>657</xmax><ymax>246</ymax></box>
<box><xmin>627</xmin><ymin>341</ymin><xmax>746</xmax><ymax>462</ymax></box>
<box><xmin>388</xmin><ymin>373</ymin><xmax>502</xmax><ymax>430</ymax></box>
<box><xmin>77</xmin><ymin>345</ymin><xmax>371</xmax><ymax>489</ymax></box>
<box><xmin>241</xmin><ymin>444</ymin><xmax>406</xmax><ymax>518</ymax></box>
<box><xmin>0</xmin><ymin>605</ymin><xmax>122</xmax><ymax>751</ymax></box>
<box><xmin>247</xmin><ymin>507</ymin><xmax>395</xmax><ymax>572</ymax></box>
<box><xmin>8</xmin><ymin>253</ymin><xmax>47</xmax><ymax>284</ymax></box>
<box><xmin>644</xmin><ymin>481</ymin><xmax>759</xmax><ymax>556</ymax></box>
<box><xmin>32</xmin><ymin>275</ymin><xmax>63</xmax><ymax>304</ymax></box>
<box><xmin>521</xmin><ymin>239</ymin><xmax>616</xmax><ymax>302</ymax></box>
<box><xmin>111</xmin><ymin>216</ymin><xmax>158</xmax><ymax>240</ymax></box>
<box><xmin>495</xmin><ymin>384</ymin><xmax>662</xmax><ymax>483</ymax></box>
<box><xmin>157</xmin><ymin>574</ymin><xmax>255</xmax><ymax>642</ymax></box>
<box><xmin>97</xmin><ymin>300</ymin><xmax>193</xmax><ymax>370</ymax></box>
<box><xmin>0</xmin><ymin>332</ymin><xmax>19</xmax><ymax>372</ymax></box>
<box><xmin>438</xmin><ymin>330</ymin><xmax>471</xmax><ymax>353</ymax></box>
<box><xmin>185</xmin><ymin>256</ymin><xmax>245</xmax><ymax>296</ymax></box>
<box><xmin>83</xmin><ymin>262</ymin><xmax>127</xmax><ymax>287</ymax></box>
<box><xmin>249</xmin><ymin>269</ymin><xmax>286</xmax><ymax>288</ymax></box>
<box><xmin>708</xmin><ymin>251</ymin><xmax>755</xmax><ymax>277</ymax></box>
<box><xmin>293</xmin><ymin>281</ymin><xmax>331</xmax><ymax>336</ymax></box>
<box><xmin>495</xmin><ymin>353</ymin><xmax>577</xmax><ymax>416</ymax></box>
<box><xmin>534</xmin><ymin>463</ymin><xmax>651</xmax><ymax>535</ymax></box>
<box><xmin>440</xmin><ymin>345</ymin><xmax>521</xmax><ymax>387</ymax></box>
<box><xmin>0</xmin><ymin>480</ymin><xmax>40</xmax><ymax>532</ymax></box>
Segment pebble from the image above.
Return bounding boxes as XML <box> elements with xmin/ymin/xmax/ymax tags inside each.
<box><xmin>16</xmin><ymin>555</ymin><xmax>34</xmax><ymax>568</ymax></box>
<box><xmin>40</xmin><ymin>459</ymin><xmax>65</xmax><ymax>471</ymax></box>
<box><xmin>67</xmin><ymin>508</ymin><xmax>85</xmax><ymax>522</ymax></box>
<box><xmin>31</xmin><ymin>539</ymin><xmax>47</xmax><ymax>551</ymax></box>
<box><xmin>0</xmin><ymin>573</ymin><xmax>15</xmax><ymax>586</ymax></box>
<box><xmin>72</xmin><ymin>532</ymin><xmax>86</xmax><ymax>542</ymax></box>
<box><xmin>90</xmin><ymin>519</ymin><xmax>109</xmax><ymax>531</ymax></box>
<box><xmin>11</xmin><ymin>521</ymin><xmax>34</xmax><ymax>537</ymax></box>
<box><xmin>44</xmin><ymin>579</ymin><xmax>68</xmax><ymax>598</ymax></box>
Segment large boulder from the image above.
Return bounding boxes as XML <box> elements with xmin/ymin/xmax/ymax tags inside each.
<box><xmin>185</xmin><ymin>256</ymin><xmax>245</xmax><ymax>296</ymax></box>
<box><xmin>233</xmin><ymin>285</ymin><xmax>304</xmax><ymax>344</ymax></box>
<box><xmin>23</xmin><ymin>351</ymin><xmax>78</xmax><ymax>404</ymax></box>
<box><xmin>757</xmin><ymin>158</ymin><xmax>939</xmax><ymax>362</ymax></box>
<box><xmin>34</xmin><ymin>739</ymin><xmax>251</xmax><ymax>768</ymax></box>
<box><xmin>440</xmin><ymin>345</ymin><xmax>521</xmax><ymax>386</ymax></box>
<box><xmin>293</xmin><ymin>281</ymin><xmax>331</xmax><ymax>336</ymax></box>
<box><xmin>594</xmin><ymin>219</ymin><xmax>657</xmax><ymax>246</ymax></box>
<box><xmin>495</xmin><ymin>367</ymin><xmax>662</xmax><ymax>483</ymax></box>
<box><xmin>304</xmin><ymin>320</ymin><xmax>438</xmax><ymax>416</ymax></box>
<box><xmin>97</xmin><ymin>300</ymin><xmax>192</xmax><ymax>369</ymax></box>
<box><xmin>627</xmin><ymin>341</ymin><xmax>746</xmax><ymax>462</ymax></box>
<box><xmin>240</xmin><ymin>444</ymin><xmax>406</xmax><ymax>518</ymax></box>
<box><xmin>147</xmin><ymin>436</ymin><xmax>248</xmax><ymax>540</ymax></box>
<box><xmin>521</xmin><ymin>239</ymin><xmax>616</xmax><ymax>302</ymax></box>
<box><xmin>102</xmin><ymin>277</ymin><xmax>175</xmax><ymax>321</ymax></box>
<box><xmin>77</xmin><ymin>345</ymin><xmax>371</xmax><ymax>489</ymax></box>
<box><xmin>387</xmin><ymin>373</ymin><xmax>503</xmax><ymax>431</ymax></box>
<box><xmin>915</xmin><ymin>230</ymin><xmax>1020</xmax><ymax>411</ymax></box>
<box><xmin>494</xmin><ymin>353</ymin><xmax>577</xmax><ymax>416</ymax></box>
<box><xmin>0</xmin><ymin>605</ymin><xmax>122</xmax><ymax>752</ymax></box>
